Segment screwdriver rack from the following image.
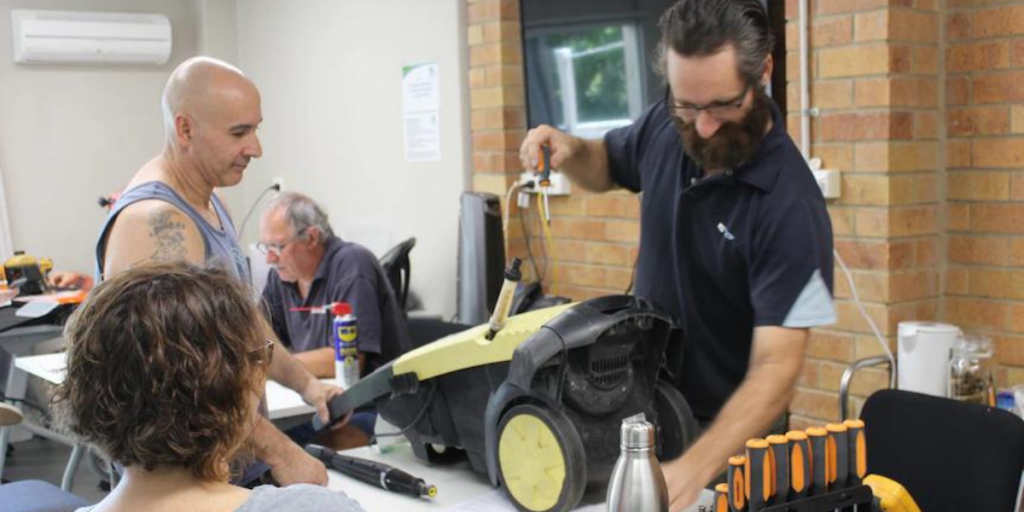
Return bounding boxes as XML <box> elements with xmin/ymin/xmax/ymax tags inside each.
<box><xmin>759</xmin><ymin>484</ymin><xmax>875</xmax><ymax>512</ymax></box>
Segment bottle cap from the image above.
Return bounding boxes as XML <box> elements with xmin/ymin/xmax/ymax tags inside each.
<box><xmin>620</xmin><ymin>419</ymin><xmax>655</xmax><ymax>449</ymax></box>
<box><xmin>331</xmin><ymin>302</ymin><xmax>352</xmax><ymax>316</ymax></box>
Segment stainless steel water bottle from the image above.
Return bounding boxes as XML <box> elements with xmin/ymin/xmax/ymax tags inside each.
<box><xmin>606</xmin><ymin>417</ymin><xmax>669</xmax><ymax>512</ymax></box>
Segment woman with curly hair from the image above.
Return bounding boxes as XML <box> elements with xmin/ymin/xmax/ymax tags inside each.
<box><xmin>54</xmin><ymin>262</ymin><xmax>365</xmax><ymax>512</ymax></box>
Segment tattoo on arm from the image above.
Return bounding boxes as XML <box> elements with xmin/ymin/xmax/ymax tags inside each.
<box><xmin>147</xmin><ymin>211</ymin><xmax>188</xmax><ymax>262</ymax></box>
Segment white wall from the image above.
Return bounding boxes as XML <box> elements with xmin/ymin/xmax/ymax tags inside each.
<box><xmin>236</xmin><ymin>0</ymin><xmax>470</xmax><ymax>318</ymax></box>
<box><xmin>0</xmin><ymin>0</ymin><xmax>212</xmax><ymax>274</ymax></box>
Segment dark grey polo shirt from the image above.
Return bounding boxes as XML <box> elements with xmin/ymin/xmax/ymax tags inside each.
<box><xmin>605</xmin><ymin>99</ymin><xmax>836</xmax><ymax>421</ymax></box>
<box><xmin>261</xmin><ymin>236</ymin><xmax>411</xmax><ymax>376</ymax></box>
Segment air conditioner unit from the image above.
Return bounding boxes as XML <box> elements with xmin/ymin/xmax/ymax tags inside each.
<box><xmin>11</xmin><ymin>10</ymin><xmax>172</xmax><ymax>65</ymax></box>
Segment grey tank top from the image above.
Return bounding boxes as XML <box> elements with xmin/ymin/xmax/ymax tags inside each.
<box><xmin>95</xmin><ymin>181</ymin><xmax>250</xmax><ymax>283</ymax></box>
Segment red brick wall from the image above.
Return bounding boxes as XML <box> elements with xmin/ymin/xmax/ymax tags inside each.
<box><xmin>784</xmin><ymin>0</ymin><xmax>944</xmax><ymax>427</ymax></box>
<box><xmin>467</xmin><ymin>0</ymin><xmax>1023</xmax><ymax>427</ymax></box>
<box><xmin>943</xmin><ymin>0</ymin><xmax>1024</xmax><ymax>390</ymax></box>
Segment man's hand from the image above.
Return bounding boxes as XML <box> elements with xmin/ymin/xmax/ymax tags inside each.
<box><xmin>300</xmin><ymin>378</ymin><xmax>344</xmax><ymax>424</ymax></box>
<box><xmin>269</xmin><ymin>441</ymin><xmax>329</xmax><ymax>486</ymax></box>
<box><xmin>519</xmin><ymin>124</ymin><xmax>581</xmax><ymax>172</ymax></box>
<box><xmin>662</xmin><ymin>458</ymin><xmax>709</xmax><ymax>512</ymax></box>
<box><xmin>518</xmin><ymin>125</ymin><xmax>614</xmax><ymax>192</ymax></box>
<box><xmin>48</xmin><ymin>271</ymin><xmax>94</xmax><ymax>291</ymax></box>
<box><xmin>661</xmin><ymin>326</ymin><xmax>808</xmax><ymax>511</ymax></box>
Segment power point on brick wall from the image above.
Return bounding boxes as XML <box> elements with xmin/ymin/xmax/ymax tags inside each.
<box><xmin>813</xmin><ymin>169</ymin><xmax>841</xmax><ymax>199</ymax></box>
<box><xmin>808</xmin><ymin>157</ymin><xmax>840</xmax><ymax>199</ymax></box>
<box><xmin>518</xmin><ymin>171</ymin><xmax>571</xmax><ymax>196</ymax></box>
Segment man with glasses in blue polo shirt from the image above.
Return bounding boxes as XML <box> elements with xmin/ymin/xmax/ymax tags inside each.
<box><xmin>519</xmin><ymin>1</ymin><xmax>835</xmax><ymax>510</ymax></box>
<box><xmin>258</xmin><ymin>192</ymin><xmax>412</xmax><ymax>449</ymax></box>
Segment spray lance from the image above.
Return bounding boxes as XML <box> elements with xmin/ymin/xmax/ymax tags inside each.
<box><xmin>485</xmin><ymin>258</ymin><xmax>522</xmax><ymax>340</ymax></box>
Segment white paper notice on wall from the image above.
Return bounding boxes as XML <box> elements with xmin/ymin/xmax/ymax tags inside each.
<box><xmin>402</xmin><ymin>62</ymin><xmax>441</xmax><ymax>162</ymax></box>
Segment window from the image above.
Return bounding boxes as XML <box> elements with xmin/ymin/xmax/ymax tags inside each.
<box><xmin>524</xmin><ymin>22</ymin><xmax>644</xmax><ymax>138</ymax></box>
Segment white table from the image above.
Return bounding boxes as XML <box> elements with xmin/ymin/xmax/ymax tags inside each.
<box><xmin>3</xmin><ymin>352</ymin><xmax>325</xmax><ymax>489</ymax></box>
<box><xmin>328</xmin><ymin>443</ymin><xmax>713</xmax><ymax>512</ymax></box>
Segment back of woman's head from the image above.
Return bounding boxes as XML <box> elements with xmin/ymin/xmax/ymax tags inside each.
<box><xmin>54</xmin><ymin>262</ymin><xmax>271</xmax><ymax>481</ymax></box>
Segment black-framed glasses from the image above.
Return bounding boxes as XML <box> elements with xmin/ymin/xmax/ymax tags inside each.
<box><xmin>665</xmin><ymin>82</ymin><xmax>752</xmax><ymax>121</ymax></box>
<box><xmin>255</xmin><ymin>229</ymin><xmax>308</xmax><ymax>257</ymax></box>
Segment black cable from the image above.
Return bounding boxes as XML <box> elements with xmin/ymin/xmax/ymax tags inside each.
<box><xmin>237</xmin><ymin>183</ymin><xmax>282</xmax><ymax>241</ymax></box>
<box><xmin>519</xmin><ymin>198</ymin><xmax>545</xmax><ymax>282</ymax></box>
<box><xmin>370</xmin><ymin>380</ymin><xmax>438</xmax><ymax>442</ymax></box>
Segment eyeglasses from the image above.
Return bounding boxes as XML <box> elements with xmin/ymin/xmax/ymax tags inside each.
<box><xmin>256</xmin><ymin>229</ymin><xmax>308</xmax><ymax>257</ymax></box>
<box><xmin>249</xmin><ymin>338</ymin><xmax>275</xmax><ymax>365</ymax></box>
<box><xmin>665</xmin><ymin>82</ymin><xmax>752</xmax><ymax>122</ymax></box>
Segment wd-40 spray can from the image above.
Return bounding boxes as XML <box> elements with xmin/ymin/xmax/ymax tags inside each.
<box><xmin>331</xmin><ymin>302</ymin><xmax>359</xmax><ymax>388</ymax></box>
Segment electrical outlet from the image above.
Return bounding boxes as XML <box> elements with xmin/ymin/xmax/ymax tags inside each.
<box><xmin>271</xmin><ymin>176</ymin><xmax>285</xmax><ymax>190</ymax></box>
<box><xmin>518</xmin><ymin>171</ymin><xmax>572</xmax><ymax>196</ymax></box>
<box><xmin>813</xmin><ymin>169</ymin><xmax>841</xmax><ymax>199</ymax></box>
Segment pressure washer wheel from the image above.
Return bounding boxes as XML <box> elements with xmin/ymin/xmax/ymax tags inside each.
<box><xmin>654</xmin><ymin>380</ymin><xmax>699</xmax><ymax>461</ymax></box>
<box><xmin>497</xmin><ymin>404</ymin><xmax>587</xmax><ymax>512</ymax></box>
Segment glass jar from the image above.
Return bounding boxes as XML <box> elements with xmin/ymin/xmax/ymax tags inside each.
<box><xmin>948</xmin><ymin>335</ymin><xmax>994</xmax><ymax>405</ymax></box>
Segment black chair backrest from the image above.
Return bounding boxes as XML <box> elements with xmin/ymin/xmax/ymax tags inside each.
<box><xmin>860</xmin><ymin>389</ymin><xmax>1024</xmax><ymax>512</ymax></box>
<box><xmin>378</xmin><ymin>237</ymin><xmax>416</xmax><ymax>311</ymax></box>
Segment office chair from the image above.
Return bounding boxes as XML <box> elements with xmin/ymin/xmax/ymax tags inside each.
<box><xmin>860</xmin><ymin>389</ymin><xmax>1024</xmax><ymax>512</ymax></box>
<box><xmin>0</xmin><ymin>405</ymin><xmax>88</xmax><ymax>512</ymax></box>
<box><xmin>378</xmin><ymin>237</ymin><xmax>416</xmax><ymax>311</ymax></box>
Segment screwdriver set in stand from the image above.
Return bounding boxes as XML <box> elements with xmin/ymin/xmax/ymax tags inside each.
<box><xmin>705</xmin><ymin>419</ymin><xmax>875</xmax><ymax>512</ymax></box>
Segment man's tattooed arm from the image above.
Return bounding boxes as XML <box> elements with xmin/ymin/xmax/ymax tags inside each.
<box><xmin>147</xmin><ymin>210</ymin><xmax>188</xmax><ymax>262</ymax></box>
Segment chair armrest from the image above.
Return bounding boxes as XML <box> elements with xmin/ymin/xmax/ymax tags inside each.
<box><xmin>839</xmin><ymin>356</ymin><xmax>892</xmax><ymax>421</ymax></box>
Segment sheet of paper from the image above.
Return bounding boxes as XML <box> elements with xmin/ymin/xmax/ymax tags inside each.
<box><xmin>15</xmin><ymin>300</ymin><xmax>58</xmax><ymax>318</ymax></box>
<box><xmin>402</xmin><ymin>62</ymin><xmax>441</xmax><ymax>162</ymax></box>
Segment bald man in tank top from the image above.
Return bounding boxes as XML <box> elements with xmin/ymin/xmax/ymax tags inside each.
<box><xmin>96</xmin><ymin>57</ymin><xmax>340</xmax><ymax>487</ymax></box>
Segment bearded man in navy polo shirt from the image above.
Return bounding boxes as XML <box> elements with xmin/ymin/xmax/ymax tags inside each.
<box><xmin>519</xmin><ymin>1</ymin><xmax>835</xmax><ymax>509</ymax></box>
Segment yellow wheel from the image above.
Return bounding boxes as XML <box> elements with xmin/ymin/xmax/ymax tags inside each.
<box><xmin>497</xmin><ymin>404</ymin><xmax>586</xmax><ymax>512</ymax></box>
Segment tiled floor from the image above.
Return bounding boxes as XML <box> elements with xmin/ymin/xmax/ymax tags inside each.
<box><xmin>4</xmin><ymin>437</ymin><xmax>108</xmax><ymax>504</ymax></box>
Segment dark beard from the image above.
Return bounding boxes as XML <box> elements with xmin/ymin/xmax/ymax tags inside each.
<box><xmin>673</xmin><ymin>88</ymin><xmax>773</xmax><ymax>172</ymax></box>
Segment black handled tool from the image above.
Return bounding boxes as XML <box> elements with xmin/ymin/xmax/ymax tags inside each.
<box><xmin>305</xmin><ymin>444</ymin><xmax>437</xmax><ymax>499</ymax></box>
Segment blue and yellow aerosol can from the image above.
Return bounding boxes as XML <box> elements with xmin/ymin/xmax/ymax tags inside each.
<box><xmin>331</xmin><ymin>302</ymin><xmax>359</xmax><ymax>388</ymax></box>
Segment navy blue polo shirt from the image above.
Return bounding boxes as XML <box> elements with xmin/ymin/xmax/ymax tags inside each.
<box><xmin>605</xmin><ymin>99</ymin><xmax>836</xmax><ymax>421</ymax></box>
<box><xmin>261</xmin><ymin>236</ymin><xmax>412</xmax><ymax>376</ymax></box>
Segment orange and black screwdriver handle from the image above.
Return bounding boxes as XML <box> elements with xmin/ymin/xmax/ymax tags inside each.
<box><xmin>537</xmin><ymin>144</ymin><xmax>552</xmax><ymax>187</ymax></box>
<box><xmin>767</xmin><ymin>435</ymin><xmax>790</xmax><ymax>505</ymax></box>
<box><xmin>728</xmin><ymin>455</ymin><xmax>747</xmax><ymax>512</ymax></box>
<box><xmin>826</xmin><ymin>423</ymin><xmax>850</xmax><ymax>489</ymax></box>
<box><xmin>786</xmin><ymin>430</ymin><xmax>810</xmax><ymax>500</ymax></box>
<box><xmin>843</xmin><ymin>419</ymin><xmax>867</xmax><ymax>485</ymax></box>
<box><xmin>714</xmin><ymin>483</ymin><xmax>730</xmax><ymax>512</ymax></box>
<box><xmin>807</xmin><ymin>427</ymin><xmax>829</xmax><ymax>496</ymax></box>
<box><xmin>745</xmin><ymin>438</ymin><xmax>771</xmax><ymax>512</ymax></box>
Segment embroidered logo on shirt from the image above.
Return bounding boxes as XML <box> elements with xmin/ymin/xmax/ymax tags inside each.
<box><xmin>717</xmin><ymin>222</ymin><xmax>735</xmax><ymax>241</ymax></box>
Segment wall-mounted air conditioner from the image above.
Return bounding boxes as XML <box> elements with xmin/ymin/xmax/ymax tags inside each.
<box><xmin>11</xmin><ymin>9</ymin><xmax>172</xmax><ymax>65</ymax></box>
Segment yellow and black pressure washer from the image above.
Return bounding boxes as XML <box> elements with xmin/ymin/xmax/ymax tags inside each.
<box><xmin>314</xmin><ymin>295</ymin><xmax>698</xmax><ymax>512</ymax></box>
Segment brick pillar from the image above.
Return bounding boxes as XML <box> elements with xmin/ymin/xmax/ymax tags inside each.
<box><xmin>467</xmin><ymin>1</ymin><xmax>526</xmax><ymax>198</ymax></box>
<box><xmin>785</xmin><ymin>0</ymin><xmax>942</xmax><ymax>427</ymax></box>
<box><xmin>943</xmin><ymin>1</ymin><xmax>1024</xmax><ymax>389</ymax></box>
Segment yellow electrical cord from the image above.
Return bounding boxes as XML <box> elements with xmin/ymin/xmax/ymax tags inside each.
<box><xmin>536</xmin><ymin>190</ymin><xmax>559</xmax><ymax>297</ymax></box>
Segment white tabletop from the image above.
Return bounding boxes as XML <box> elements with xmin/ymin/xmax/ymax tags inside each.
<box><xmin>14</xmin><ymin>352</ymin><xmax>320</xmax><ymax>421</ymax></box>
<box><xmin>328</xmin><ymin>443</ymin><xmax>713</xmax><ymax>512</ymax></box>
